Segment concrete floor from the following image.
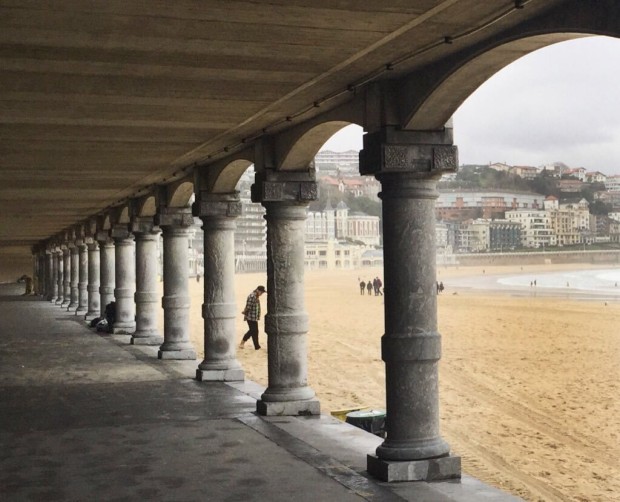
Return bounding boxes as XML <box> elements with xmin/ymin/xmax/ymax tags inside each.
<box><xmin>0</xmin><ymin>283</ymin><xmax>520</xmax><ymax>501</ymax></box>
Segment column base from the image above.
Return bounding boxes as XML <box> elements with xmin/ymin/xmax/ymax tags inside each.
<box><xmin>84</xmin><ymin>311</ymin><xmax>100</xmax><ymax>321</ymax></box>
<box><xmin>61</xmin><ymin>300</ymin><xmax>70</xmax><ymax>308</ymax></box>
<box><xmin>256</xmin><ymin>398</ymin><xmax>320</xmax><ymax>416</ymax></box>
<box><xmin>112</xmin><ymin>323</ymin><xmax>135</xmax><ymax>334</ymax></box>
<box><xmin>158</xmin><ymin>349</ymin><xmax>196</xmax><ymax>360</ymax></box>
<box><xmin>75</xmin><ymin>307</ymin><xmax>87</xmax><ymax>315</ymax></box>
<box><xmin>55</xmin><ymin>298</ymin><xmax>63</xmax><ymax>305</ymax></box>
<box><xmin>131</xmin><ymin>335</ymin><xmax>164</xmax><ymax>346</ymax></box>
<box><xmin>196</xmin><ymin>368</ymin><xmax>244</xmax><ymax>382</ymax></box>
<box><xmin>367</xmin><ymin>454</ymin><xmax>461</xmax><ymax>482</ymax></box>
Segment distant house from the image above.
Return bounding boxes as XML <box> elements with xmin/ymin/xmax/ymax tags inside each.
<box><xmin>488</xmin><ymin>162</ymin><xmax>512</xmax><ymax>173</ymax></box>
<box><xmin>585</xmin><ymin>171</ymin><xmax>607</xmax><ymax>183</ymax></box>
<box><xmin>563</xmin><ymin>167</ymin><xmax>586</xmax><ymax>181</ymax></box>
<box><xmin>510</xmin><ymin>165</ymin><xmax>539</xmax><ymax>180</ymax></box>
<box><xmin>604</xmin><ymin>174</ymin><xmax>620</xmax><ymax>192</ymax></box>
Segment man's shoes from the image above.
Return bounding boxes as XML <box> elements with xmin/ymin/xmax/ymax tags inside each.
<box><xmin>255</xmin><ymin>346</ymin><xmax>261</xmax><ymax>350</ymax></box>
<box><xmin>238</xmin><ymin>342</ymin><xmax>245</xmax><ymax>349</ymax></box>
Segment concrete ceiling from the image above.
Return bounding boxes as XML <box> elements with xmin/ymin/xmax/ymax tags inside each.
<box><xmin>0</xmin><ymin>0</ymin><xmax>566</xmax><ymax>254</ymax></box>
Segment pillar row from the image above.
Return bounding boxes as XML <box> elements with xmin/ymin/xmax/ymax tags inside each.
<box><xmin>131</xmin><ymin>218</ymin><xmax>163</xmax><ymax>346</ymax></box>
<box><xmin>360</xmin><ymin>127</ymin><xmax>460</xmax><ymax>482</ymax></box>
<box><xmin>49</xmin><ymin>248</ymin><xmax>58</xmax><ymax>303</ymax></box>
<box><xmin>37</xmin><ymin>252</ymin><xmax>46</xmax><ymax>297</ymax></box>
<box><xmin>156</xmin><ymin>207</ymin><xmax>196</xmax><ymax>360</ymax></box>
<box><xmin>195</xmin><ymin>192</ymin><xmax>244</xmax><ymax>381</ymax></box>
<box><xmin>96</xmin><ymin>232</ymin><xmax>115</xmax><ymax>319</ymax></box>
<box><xmin>111</xmin><ymin>226</ymin><xmax>136</xmax><ymax>334</ymax></box>
<box><xmin>85</xmin><ymin>241</ymin><xmax>100</xmax><ymax>321</ymax></box>
<box><xmin>45</xmin><ymin>250</ymin><xmax>54</xmax><ymax>301</ymax></box>
<box><xmin>252</xmin><ymin>175</ymin><xmax>319</xmax><ymax>416</ymax></box>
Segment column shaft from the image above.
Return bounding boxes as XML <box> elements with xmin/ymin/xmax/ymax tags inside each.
<box><xmin>55</xmin><ymin>251</ymin><xmax>64</xmax><ymax>304</ymax></box>
<box><xmin>45</xmin><ymin>252</ymin><xmax>54</xmax><ymax>301</ymax></box>
<box><xmin>98</xmin><ymin>239</ymin><xmax>115</xmax><ymax>318</ymax></box>
<box><xmin>158</xmin><ymin>224</ymin><xmax>195</xmax><ymax>359</ymax></box>
<box><xmin>61</xmin><ymin>249</ymin><xmax>71</xmax><ymax>307</ymax></box>
<box><xmin>67</xmin><ymin>246</ymin><xmax>79</xmax><ymax>311</ymax></box>
<box><xmin>86</xmin><ymin>242</ymin><xmax>101</xmax><ymax>320</ymax></box>
<box><xmin>197</xmin><ymin>206</ymin><xmax>243</xmax><ymax>381</ymax></box>
<box><xmin>76</xmin><ymin>243</ymin><xmax>88</xmax><ymax>315</ymax></box>
<box><xmin>113</xmin><ymin>233</ymin><xmax>136</xmax><ymax>334</ymax></box>
<box><xmin>257</xmin><ymin>202</ymin><xmax>319</xmax><ymax>415</ymax></box>
<box><xmin>50</xmin><ymin>250</ymin><xmax>58</xmax><ymax>302</ymax></box>
<box><xmin>132</xmin><ymin>229</ymin><xmax>163</xmax><ymax>345</ymax></box>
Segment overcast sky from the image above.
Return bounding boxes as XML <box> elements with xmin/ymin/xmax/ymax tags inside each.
<box><xmin>322</xmin><ymin>36</ymin><xmax>620</xmax><ymax>175</ymax></box>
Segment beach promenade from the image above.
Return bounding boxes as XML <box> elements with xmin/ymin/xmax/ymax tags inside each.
<box><xmin>0</xmin><ymin>283</ymin><xmax>516</xmax><ymax>501</ymax></box>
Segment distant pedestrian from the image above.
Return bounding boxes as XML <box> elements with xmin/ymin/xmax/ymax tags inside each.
<box><xmin>534</xmin><ymin>279</ymin><xmax>537</xmax><ymax>287</ymax></box>
<box><xmin>359</xmin><ymin>280</ymin><xmax>366</xmax><ymax>295</ymax></box>
<box><xmin>376</xmin><ymin>277</ymin><xmax>383</xmax><ymax>296</ymax></box>
<box><xmin>367</xmin><ymin>280</ymin><xmax>373</xmax><ymax>296</ymax></box>
<box><xmin>196</xmin><ymin>273</ymin><xmax>200</xmax><ymax>283</ymax></box>
<box><xmin>239</xmin><ymin>285</ymin><xmax>266</xmax><ymax>350</ymax></box>
<box><xmin>439</xmin><ymin>281</ymin><xmax>444</xmax><ymax>294</ymax></box>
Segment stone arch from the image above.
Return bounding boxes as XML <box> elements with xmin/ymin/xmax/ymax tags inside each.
<box><xmin>168</xmin><ymin>180</ymin><xmax>194</xmax><ymax>208</ymax></box>
<box><xmin>402</xmin><ymin>1</ymin><xmax>620</xmax><ymax>130</ymax></box>
<box><xmin>137</xmin><ymin>195</ymin><xmax>157</xmax><ymax>217</ymax></box>
<box><xmin>278</xmin><ymin>120</ymin><xmax>359</xmax><ymax>171</ymax></box>
<box><xmin>102</xmin><ymin>215</ymin><xmax>111</xmax><ymax>230</ymax></box>
<box><xmin>118</xmin><ymin>206</ymin><xmax>130</xmax><ymax>224</ymax></box>
<box><xmin>211</xmin><ymin>159</ymin><xmax>254</xmax><ymax>193</ymax></box>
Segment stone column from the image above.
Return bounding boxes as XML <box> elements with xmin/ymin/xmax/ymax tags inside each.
<box><xmin>156</xmin><ymin>207</ymin><xmax>196</xmax><ymax>359</ymax></box>
<box><xmin>75</xmin><ymin>240</ymin><xmax>89</xmax><ymax>316</ymax></box>
<box><xmin>55</xmin><ymin>249</ymin><xmax>64</xmax><ymax>305</ymax></box>
<box><xmin>37</xmin><ymin>252</ymin><xmax>46</xmax><ymax>296</ymax></box>
<box><xmin>252</xmin><ymin>174</ymin><xmax>320</xmax><ymax>416</ymax></box>
<box><xmin>49</xmin><ymin>248</ymin><xmax>58</xmax><ymax>303</ymax></box>
<box><xmin>45</xmin><ymin>249</ymin><xmax>55</xmax><ymax>301</ymax></box>
<box><xmin>111</xmin><ymin>226</ymin><xmax>136</xmax><ymax>334</ymax></box>
<box><xmin>360</xmin><ymin>127</ymin><xmax>460</xmax><ymax>482</ymax></box>
<box><xmin>85</xmin><ymin>240</ymin><xmax>100</xmax><ymax>321</ymax></box>
<box><xmin>195</xmin><ymin>193</ymin><xmax>244</xmax><ymax>381</ymax></box>
<box><xmin>61</xmin><ymin>247</ymin><xmax>71</xmax><ymax>308</ymax></box>
<box><xmin>131</xmin><ymin>218</ymin><xmax>163</xmax><ymax>345</ymax></box>
<box><xmin>67</xmin><ymin>244</ymin><xmax>79</xmax><ymax>312</ymax></box>
<box><xmin>96</xmin><ymin>232</ymin><xmax>115</xmax><ymax>318</ymax></box>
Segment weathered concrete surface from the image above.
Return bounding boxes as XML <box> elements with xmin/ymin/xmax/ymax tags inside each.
<box><xmin>0</xmin><ymin>283</ymin><xmax>520</xmax><ymax>502</ymax></box>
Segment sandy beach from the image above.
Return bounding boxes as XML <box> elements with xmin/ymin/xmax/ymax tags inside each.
<box><xmin>170</xmin><ymin>263</ymin><xmax>619</xmax><ymax>502</ymax></box>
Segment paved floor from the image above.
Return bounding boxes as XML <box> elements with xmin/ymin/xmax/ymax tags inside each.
<box><xmin>0</xmin><ymin>283</ymin><xmax>520</xmax><ymax>501</ymax></box>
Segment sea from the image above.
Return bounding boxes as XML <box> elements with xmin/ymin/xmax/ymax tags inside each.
<box><xmin>449</xmin><ymin>267</ymin><xmax>620</xmax><ymax>300</ymax></box>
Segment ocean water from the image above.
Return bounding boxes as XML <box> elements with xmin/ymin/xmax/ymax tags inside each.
<box><xmin>497</xmin><ymin>268</ymin><xmax>620</xmax><ymax>296</ymax></box>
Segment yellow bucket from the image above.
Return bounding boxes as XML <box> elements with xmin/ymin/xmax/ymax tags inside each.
<box><xmin>330</xmin><ymin>407</ymin><xmax>368</xmax><ymax>422</ymax></box>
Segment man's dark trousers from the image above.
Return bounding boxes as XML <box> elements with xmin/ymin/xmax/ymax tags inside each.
<box><xmin>242</xmin><ymin>320</ymin><xmax>260</xmax><ymax>349</ymax></box>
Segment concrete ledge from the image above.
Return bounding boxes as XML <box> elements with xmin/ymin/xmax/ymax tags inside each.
<box><xmin>196</xmin><ymin>368</ymin><xmax>245</xmax><ymax>382</ymax></box>
<box><xmin>158</xmin><ymin>349</ymin><xmax>196</xmax><ymax>360</ymax></box>
<box><xmin>131</xmin><ymin>335</ymin><xmax>163</xmax><ymax>346</ymax></box>
<box><xmin>367</xmin><ymin>454</ymin><xmax>461</xmax><ymax>482</ymax></box>
<box><xmin>257</xmin><ymin>398</ymin><xmax>320</xmax><ymax>416</ymax></box>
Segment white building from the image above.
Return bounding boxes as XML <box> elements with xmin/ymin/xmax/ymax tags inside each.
<box><xmin>604</xmin><ymin>175</ymin><xmax>620</xmax><ymax>191</ymax></box>
<box><xmin>505</xmin><ymin>209</ymin><xmax>556</xmax><ymax>248</ymax></box>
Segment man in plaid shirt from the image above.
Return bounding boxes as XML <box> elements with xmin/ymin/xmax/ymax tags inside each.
<box><xmin>239</xmin><ymin>285</ymin><xmax>266</xmax><ymax>350</ymax></box>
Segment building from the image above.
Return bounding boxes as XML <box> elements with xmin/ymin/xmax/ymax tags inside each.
<box><xmin>604</xmin><ymin>175</ymin><xmax>620</xmax><ymax>192</ymax></box>
<box><xmin>436</xmin><ymin>190</ymin><xmax>543</xmax><ymax>221</ymax></box>
<box><xmin>510</xmin><ymin>165</ymin><xmax>539</xmax><ymax>180</ymax></box>
<box><xmin>234</xmin><ymin>186</ymin><xmax>267</xmax><ymax>273</ymax></box>
<box><xmin>544</xmin><ymin>197</ymin><xmax>590</xmax><ymax>246</ymax></box>
<box><xmin>505</xmin><ymin>209</ymin><xmax>556</xmax><ymax>248</ymax></box>
<box><xmin>585</xmin><ymin>171</ymin><xmax>608</xmax><ymax>183</ymax></box>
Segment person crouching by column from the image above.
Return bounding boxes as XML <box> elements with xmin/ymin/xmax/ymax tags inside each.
<box><xmin>239</xmin><ymin>285</ymin><xmax>266</xmax><ymax>350</ymax></box>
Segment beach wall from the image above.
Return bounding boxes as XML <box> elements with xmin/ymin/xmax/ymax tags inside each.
<box><xmin>452</xmin><ymin>250</ymin><xmax>620</xmax><ymax>267</ymax></box>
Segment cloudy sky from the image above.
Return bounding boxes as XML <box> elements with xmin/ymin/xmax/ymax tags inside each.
<box><xmin>322</xmin><ymin>36</ymin><xmax>620</xmax><ymax>175</ymax></box>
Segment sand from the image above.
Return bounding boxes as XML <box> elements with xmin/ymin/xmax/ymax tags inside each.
<box><xmin>170</xmin><ymin>263</ymin><xmax>619</xmax><ymax>502</ymax></box>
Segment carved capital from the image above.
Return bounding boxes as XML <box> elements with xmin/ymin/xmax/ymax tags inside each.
<box><xmin>155</xmin><ymin>207</ymin><xmax>194</xmax><ymax>228</ymax></box>
<box><xmin>131</xmin><ymin>216</ymin><xmax>160</xmax><ymax>235</ymax></box>
<box><xmin>251</xmin><ymin>180</ymin><xmax>317</xmax><ymax>204</ymax></box>
<box><xmin>193</xmin><ymin>192</ymin><xmax>242</xmax><ymax>219</ymax></box>
<box><xmin>110</xmin><ymin>225</ymin><xmax>132</xmax><ymax>240</ymax></box>
<box><xmin>359</xmin><ymin>127</ymin><xmax>458</xmax><ymax>178</ymax></box>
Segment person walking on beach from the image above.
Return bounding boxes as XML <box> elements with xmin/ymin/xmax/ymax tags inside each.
<box><xmin>239</xmin><ymin>285</ymin><xmax>266</xmax><ymax>350</ymax></box>
<box><xmin>366</xmin><ymin>280</ymin><xmax>373</xmax><ymax>296</ymax></box>
<box><xmin>360</xmin><ymin>280</ymin><xmax>366</xmax><ymax>295</ymax></box>
<box><xmin>376</xmin><ymin>277</ymin><xmax>383</xmax><ymax>296</ymax></box>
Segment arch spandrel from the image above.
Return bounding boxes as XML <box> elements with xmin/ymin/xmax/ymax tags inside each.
<box><xmin>137</xmin><ymin>196</ymin><xmax>157</xmax><ymax>217</ymax></box>
<box><xmin>212</xmin><ymin>159</ymin><xmax>253</xmax><ymax>193</ymax></box>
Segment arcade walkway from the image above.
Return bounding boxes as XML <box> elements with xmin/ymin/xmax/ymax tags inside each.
<box><xmin>0</xmin><ymin>284</ymin><xmax>518</xmax><ymax>501</ymax></box>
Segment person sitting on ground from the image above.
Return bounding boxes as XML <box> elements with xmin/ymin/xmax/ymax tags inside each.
<box><xmin>104</xmin><ymin>301</ymin><xmax>116</xmax><ymax>333</ymax></box>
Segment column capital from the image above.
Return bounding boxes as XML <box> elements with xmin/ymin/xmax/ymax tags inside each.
<box><xmin>95</xmin><ymin>230</ymin><xmax>113</xmax><ymax>245</ymax></box>
<box><xmin>87</xmin><ymin>241</ymin><xmax>99</xmax><ymax>251</ymax></box>
<box><xmin>193</xmin><ymin>192</ymin><xmax>241</xmax><ymax>219</ymax></box>
<box><xmin>359</xmin><ymin>126</ymin><xmax>458</xmax><ymax>178</ymax></box>
<box><xmin>110</xmin><ymin>224</ymin><xmax>132</xmax><ymax>241</ymax></box>
<box><xmin>251</xmin><ymin>170</ymin><xmax>317</xmax><ymax>204</ymax></box>
<box><xmin>131</xmin><ymin>216</ymin><xmax>161</xmax><ymax>235</ymax></box>
<box><xmin>155</xmin><ymin>207</ymin><xmax>194</xmax><ymax>228</ymax></box>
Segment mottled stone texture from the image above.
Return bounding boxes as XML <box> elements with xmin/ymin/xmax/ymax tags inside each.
<box><xmin>61</xmin><ymin>248</ymin><xmax>71</xmax><ymax>307</ymax></box>
<box><xmin>360</xmin><ymin>128</ymin><xmax>460</xmax><ymax>481</ymax></box>
<box><xmin>132</xmin><ymin>220</ymin><xmax>162</xmax><ymax>346</ymax></box>
<box><xmin>75</xmin><ymin>242</ymin><xmax>88</xmax><ymax>315</ymax></box>
<box><xmin>67</xmin><ymin>245</ymin><xmax>79</xmax><ymax>311</ymax></box>
<box><xmin>257</xmin><ymin>201</ymin><xmax>319</xmax><ymax>416</ymax></box>
<box><xmin>96</xmin><ymin>234</ymin><xmax>115</xmax><ymax>319</ymax></box>
<box><xmin>195</xmin><ymin>193</ymin><xmax>244</xmax><ymax>381</ymax></box>
<box><xmin>157</xmin><ymin>208</ymin><xmax>196</xmax><ymax>360</ymax></box>
<box><xmin>85</xmin><ymin>242</ymin><xmax>100</xmax><ymax>321</ymax></box>
<box><xmin>111</xmin><ymin>227</ymin><xmax>136</xmax><ymax>334</ymax></box>
<box><xmin>54</xmin><ymin>250</ymin><xmax>63</xmax><ymax>304</ymax></box>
